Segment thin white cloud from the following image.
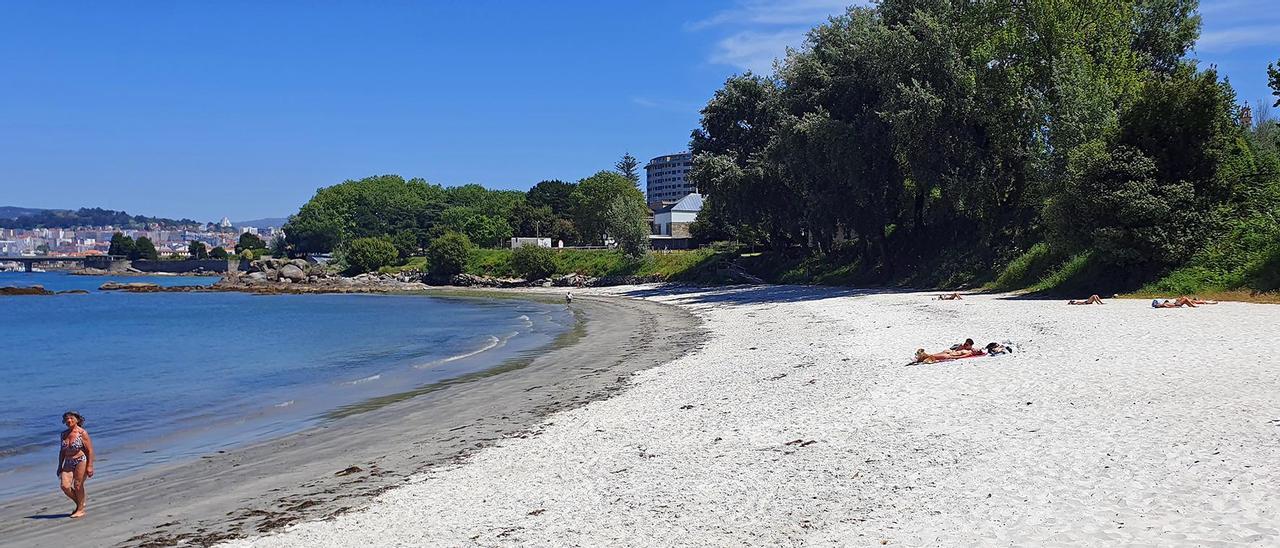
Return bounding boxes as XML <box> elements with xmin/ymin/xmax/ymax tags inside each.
<box><xmin>1197</xmin><ymin>24</ymin><xmax>1280</xmax><ymax>52</ymax></box>
<box><xmin>688</xmin><ymin>0</ymin><xmax>852</xmax><ymax>30</ymax></box>
<box><xmin>693</xmin><ymin>0</ymin><xmax>866</xmax><ymax>73</ymax></box>
<box><xmin>1196</xmin><ymin>0</ymin><xmax>1280</xmax><ymax>52</ymax></box>
<box><xmin>708</xmin><ymin>29</ymin><xmax>808</xmax><ymax>74</ymax></box>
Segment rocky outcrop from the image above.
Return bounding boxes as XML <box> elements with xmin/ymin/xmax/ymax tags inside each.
<box><xmin>0</xmin><ymin>286</ymin><xmax>89</xmax><ymax>296</ymax></box>
<box><xmin>100</xmin><ymin>282</ymin><xmax>160</xmax><ymax>291</ymax></box>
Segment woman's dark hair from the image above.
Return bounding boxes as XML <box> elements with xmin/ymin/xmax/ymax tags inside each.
<box><xmin>62</xmin><ymin>411</ymin><xmax>85</xmax><ymax>426</ymax></box>
<box><xmin>985</xmin><ymin>342</ymin><xmax>999</xmax><ymax>351</ymax></box>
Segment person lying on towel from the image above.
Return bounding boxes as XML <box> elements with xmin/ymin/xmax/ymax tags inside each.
<box><xmin>914</xmin><ymin>346</ymin><xmax>984</xmax><ymax>364</ymax></box>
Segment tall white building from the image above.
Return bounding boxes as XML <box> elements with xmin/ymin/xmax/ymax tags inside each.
<box><xmin>645</xmin><ymin>152</ymin><xmax>694</xmax><ymax>205</ymax></box>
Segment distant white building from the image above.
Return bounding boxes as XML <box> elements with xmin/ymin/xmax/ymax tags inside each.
<box><xmin>219</xmin><ymin>217</ymin><xmax>233</xmax><ymax>228</ymax></box>
<box><xmin>650</xmin><ymin>193</ymin><xmax>702</xmax><ymax>250</ymax></box>
<box><xmin>510</xmin><ymin>237</ymin><xmax>552</xmax><ymax>249</ymax></box>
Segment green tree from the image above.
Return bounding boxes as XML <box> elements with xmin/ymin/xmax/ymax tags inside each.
<box><xmin>511</xmin><ymin>244</ymin><xmax>558</xmax><ymax>280</ymax></box>
<box><xmin>389</xmin><ymin>229</ymin><xmax>419</xmax><ymax>259</ymax></box>
<box><xmin>133</xmin><ymin>236</ymin><xmax>159</xmax><ymax>261</ymax></box>
<box><xmin>1048</xmin><ymin>143</ymin><xmax>1199</xmax><ymax>269</ymax></box>
<box><xmin>343</xmin><ymin>237</ymin><xmax>399</xmax><ymax>274</ymax></box>
<box><xmin>269</xmin><ymin>235</ymin><xmax>289</xmax><ymax>258</ymax></box>
<box><xmin>426</xmin><ymin>231</ymin><xmax>473</xmax><ymax>276</ymax></box>
<box><xmin>108</xmin><ymin>232</ymin><xmax>135</xmax><ymax>257</ymax></box>
<box><xmin>526</xmin><ymin>180</ymin><xmax>578</xmax><ymax>216</ymax></box>
<box><xmin>235</xmin><ymin>232</ymin><xmax>267</xmax><ymax>254</ymax></box>
<box><xmin>572</xmin><ymin>171</ymin><xmax>645</xmax><ymax>245</ymax></box>
<box><xmin>210</xmin><ymin>246</ymin><xmax>230</xmax><ymax>260</ymax></box>
<box><xmin>1268</xmin><ymin>58</ymin><xmax>1280</xmax><ymax>108</ymax></box>
<box><xmin>605</xmin><ymin>195</ymin><xmax>651</xmax><ymax>259</ymax></box>
<box><xmin>188</xmin><ymin>240</ymin><xmax>209</xmax><ymax>259</ymax></box>
<box><xmin>508</xmin><ymin>202</ymin><xmax>556</xmax><ymax>238</ymax></box>
<box><xmin>615</xmin><ymin>152</ymin><xmax>641</xmax><ymax>185</ymax></box>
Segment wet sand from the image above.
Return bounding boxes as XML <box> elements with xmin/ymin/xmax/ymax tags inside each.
<box><xmin>0</xmin><ymin>292</ymin><xmax>703</xmax><ymax>547</ymax></box>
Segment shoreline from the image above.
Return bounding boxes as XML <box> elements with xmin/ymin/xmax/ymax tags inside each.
<box><xmin>0</xmin><ymin>290</ymin><xmax>704</xmax><ymax>547</ymax></box>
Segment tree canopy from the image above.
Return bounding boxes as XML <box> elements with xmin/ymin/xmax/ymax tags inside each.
<box><xmin>688</xmin><ymin>0</ymin><xmax>1277</xmax><ymax>291</ymax></box>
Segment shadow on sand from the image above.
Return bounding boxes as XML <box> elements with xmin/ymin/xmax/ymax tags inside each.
<box><xmin>25</xmin><ymin>514</ymin><xmax>72</xmax><ymax>520</ymax></box>
<box><xmin>618</xmin><ymin>284</ymin><xmax>904</xmax><ymax>306</ymax></box>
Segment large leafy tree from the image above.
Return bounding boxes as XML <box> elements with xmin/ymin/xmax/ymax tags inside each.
<box><xmin>571</xmin><ymin>171</ymin><xmax>647</xmax><ymax>245</ymax></box>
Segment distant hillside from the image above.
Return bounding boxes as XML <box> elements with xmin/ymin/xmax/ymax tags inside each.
<box><xmin>0</xmin><ymin>207</ymin><xmax>201</xmax><ymax>230</ymax></box>
<box><xmin>233</xmin><ymin>217</ymin><xmax>288</xmax><ymax>229</ymax></box>
<box><xmin>0</xmin><ymin>206</ymin><xmax>51</xmax><ymax>219</ymax></box>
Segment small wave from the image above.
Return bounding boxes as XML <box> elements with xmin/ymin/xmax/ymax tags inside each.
<box><xmin>274</xmin><ymin>400</ymin><xmax>295</xmax><ymax>408</ymax></box>
<box><xmin>415</xmin><ymin>335</ymin><xmax>504</xmax><ymax>369</ymax></box>
<box><xmin>517</xmin><ymin>314</ymin><xmax>534</xmax><ymax>327</ymax></box>
<box><xmin>345</xmin><ymin>374</ymin><xmax>382</xmax><ymax>385</ymax></box>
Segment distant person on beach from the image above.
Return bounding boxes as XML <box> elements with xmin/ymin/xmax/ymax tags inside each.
<box><xmin>565</xmin><ymin>291</ymin><xmax>573</xmax><ymax>304</ymax></box>
<box><xmin>936</xmin><ymin>293</ymin><xmax>963</xmax><ymax>300</ymax></box>
<box><xmin>57</xmin><ymin>411</ymin><xmax>94</xmax><ymax>518</ymax></box>
<box><xmin>1069</xmin><ymin>295</ymin><xmax>1104</xmax><ymax>305</ymax></box>
<box><xmin>950</xmin><ymin>339</ymin><xmax>975</xmax><ymax>351</ymax></box>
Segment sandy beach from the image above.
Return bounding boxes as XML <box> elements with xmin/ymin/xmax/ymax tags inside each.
<box><xmin>0</xmin><ymin>293</ymin><xmax>702</xmax><ymax>547</ymax></box>
<box><xmin>216</xmin><ymin>285</ymin><xmax>1280</xmax><ymax>547</ymax></box>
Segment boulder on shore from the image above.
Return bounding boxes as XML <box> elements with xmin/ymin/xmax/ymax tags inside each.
<box><xmin>279</xmin><ymin>264</ymin><xmax>307</xmax><ymax>282</ymax></box>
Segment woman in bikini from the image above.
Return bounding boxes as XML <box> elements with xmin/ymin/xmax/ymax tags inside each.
<box><xmin>57</xmin><ymin>411</ymin><xmax>94</xmax><ymax>518</ymax></box>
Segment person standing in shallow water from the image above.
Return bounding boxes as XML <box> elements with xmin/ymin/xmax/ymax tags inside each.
<box><xmin>57</xmin><ymin>411</ymin><xmax>94</xmax><ymax>518</ymax></box>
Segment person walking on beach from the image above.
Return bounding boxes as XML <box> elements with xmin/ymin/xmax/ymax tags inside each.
<box><xmin>566</xmin><ymin>291</ymin><xmax>573</xmax><ymax>304</ymax></box>
<box><xmin>57</xmin><ymin>411</ymin><xmax>94</xmax><ymax>518</ymax></box>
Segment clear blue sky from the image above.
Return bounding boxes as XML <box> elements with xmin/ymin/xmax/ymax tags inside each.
<box><xmin>1</xmin><ymin>1</ymin><xmax>1275</xmax><ymax>222</ymax></box>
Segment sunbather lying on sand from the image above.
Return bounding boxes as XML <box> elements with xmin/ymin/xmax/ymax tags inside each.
<box><xmin>1068</xmin><ymin>294</ymin><xmax>1104</xmax><ymax>305</ymax></box>
<box><xmin>914</xmin><ymin>346</ymin><xmax>984</xmax><ymax>364</ymax></box>
<box><xmin>1153</xmin><ymin>296</ymin><xmax>1199</xmax><ymax>308</ymax></box>
<box><xmin>936</xmin><ymin>293</ymin><xmax>963</xmax><ymax>300</ymax></box>
<box><xmin>950</xmin><ymin>338</ymin><xmax>975</xmax><ymax>351</ymax></box>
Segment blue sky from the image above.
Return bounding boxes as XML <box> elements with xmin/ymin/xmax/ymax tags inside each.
<box><xmin>1</xmin><ymin>1</ymin><xmax>1276</xmax><ymax>221</ymax></box>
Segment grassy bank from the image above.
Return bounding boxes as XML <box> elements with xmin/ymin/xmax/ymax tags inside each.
<box><xmin>382</xmin><ymin>248</ymin><xmax>725</xmax><ymax>282</ymax></box>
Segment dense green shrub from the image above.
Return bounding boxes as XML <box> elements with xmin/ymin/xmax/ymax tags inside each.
<box><xmin>510</xmin><ymin>244</ymin><xmax>558</xmax><ymax>280</ymax></box>
<box><xmin>344</xmin><ymin>237</ymin><xmax>399</xmax><ymax>274</ymax></box>
<box><xmin>426</xmin><ymin>231</ymin><xmax>473</xmax><ymax>276</ymax></box>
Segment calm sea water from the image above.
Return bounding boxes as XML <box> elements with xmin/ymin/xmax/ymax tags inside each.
<box><xmin>0</xmin><ymin>272</ymin><xmax>572</xmax><ymax>499</ymax></box>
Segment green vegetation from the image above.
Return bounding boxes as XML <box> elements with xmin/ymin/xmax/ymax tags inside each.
<box><xmin>210</xmin><ymin>246</ymin><xmax>229</xmax><ymax>260</ymax></box>
<box><xmin>510</xmin><ymin>245</ymin><xmax>557</xmax><ymax>280</ymax></box>
<box><xmin>343</xmin><ymin>237</ymin><xmax>399</xmax><ymax>274</ymax></box>
<box><xmin>132</xmin><ymin>236</ymin><xmax>159</xmax><ymax>261</ymax></box>
<box><xmin>188</xmin><ymin>240</ymin><xmax>209</xmax><ymax>259</ymax></box>
<box><xmin>685</xmin><ymin>2</ymin><xmax>1280</xmax><ymax>296</ymax></box>
<box><xmin>235</xmin><ymin>232</ymin><xmax>267</xmax><ymax>254</ymax></box>
<box><xmin>426</xmin><ymin>232</ymin><xmax>474</xmax><ymax>277</ymax></box>
<box><xmin>281</xmin><ymin>162</ymin><xmax>651</xmax><ymax>274</ymax></box>
<box><xmin>467</xmin><ymin>248</ymin><xmax>718</xmax><ymax>281</ymax></box>
<box><xmin>107</xmin><ymin>232</ymin><xmax>134</xmax><ymax>257</ymax></box>
<box><xmin>0</xmin><ymin>207</ymin><xmax>200</xmax><ymax>230</ymax></box>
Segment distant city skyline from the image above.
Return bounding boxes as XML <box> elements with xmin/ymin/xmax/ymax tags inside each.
<box><xmin>1</xmin><ymin>0</ymin><xmax>1276</xmax><ymax>221</ymax></box>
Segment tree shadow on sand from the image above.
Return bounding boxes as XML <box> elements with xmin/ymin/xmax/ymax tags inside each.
<box><xmin>618</xmin><ymin>284</ymin><xmax>904</xmax><ymax>306</ymax></box>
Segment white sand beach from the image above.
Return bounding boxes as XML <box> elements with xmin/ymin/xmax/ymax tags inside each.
<box><xmin>227</xmin><ymin>286</ymin><xmax>1280</xmax><ymax>546</ymax></box>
